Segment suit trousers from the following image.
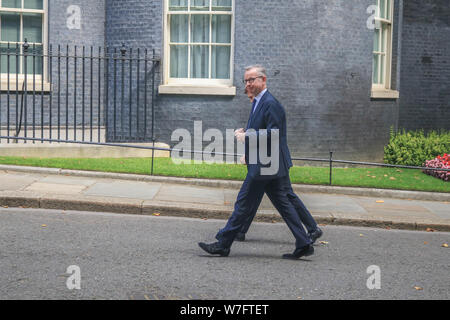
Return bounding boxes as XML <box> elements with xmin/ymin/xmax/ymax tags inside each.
<box><xmin>215</xmin><ymin>174</ymin><xmax>312</xmax><ymax>249</ymax></box>
<box><xmin>238</xmin><ymin>175</ymin><xmax>318</xmax><ymax>235</ymax></box>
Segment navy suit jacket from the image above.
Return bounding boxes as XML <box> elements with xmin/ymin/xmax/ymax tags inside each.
<box><xmin>244</xmin><ymin>90</ymin><xmax>293</xmax><ymax>180</ymax></box>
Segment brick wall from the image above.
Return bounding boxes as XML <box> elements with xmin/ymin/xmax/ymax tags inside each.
<box><xmin>398</xmin><ymin>0</ymin><xmax>450</xmax><ymax>131</ymax></box>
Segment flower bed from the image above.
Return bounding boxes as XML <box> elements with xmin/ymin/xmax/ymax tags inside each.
<box><xmin>423</xmin><ymin>154</ymin><xmax>449</xmax><ymax>182</ymax></box>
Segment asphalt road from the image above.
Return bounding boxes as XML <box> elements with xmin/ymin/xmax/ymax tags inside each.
<box><xmin>0</xmin><ymin>207</ymin><xmax>448</xmax><ymax>300</ymax></box>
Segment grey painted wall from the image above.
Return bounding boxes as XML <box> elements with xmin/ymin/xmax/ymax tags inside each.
<box><xmin>398</xmin><ymin>0</ymin><xmax>450</xmax><ymax>131</ymax></box>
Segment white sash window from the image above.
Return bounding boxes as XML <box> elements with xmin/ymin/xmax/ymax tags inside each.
<box><xmin>161</xmin><ymin>0</ymin><xmax>235</xmax><ymax>95</ymax></box>
<box><xmin>0</xmin><ymin>0</ymin><xmax>47</xmax><ymax>78</ymax></box>
<box><xmin>371</xmin><ymin>0</ymin><xmax>398</xmax><ymax>98</ymax></box>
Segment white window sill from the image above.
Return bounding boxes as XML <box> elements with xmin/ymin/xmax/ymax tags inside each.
<box><xmin>371</xmin><ymin>89</ymin><xmax>399</xmax><ymax>99</ymax></box>
<box><xmin>158</xmin><ymin>84</ymin><xmax>236</xmax><ymax>96</ymax></box>
<box><xmin>0</xmin><ymin>80</ymin><xmax>51</xmax><ymax>92</ymax></box>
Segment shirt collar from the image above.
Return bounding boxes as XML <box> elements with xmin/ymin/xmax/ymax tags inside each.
<box><xmin>254</xmin><ymin>88</ymin><xmax>267</xmax><ymax>104</ymax></box>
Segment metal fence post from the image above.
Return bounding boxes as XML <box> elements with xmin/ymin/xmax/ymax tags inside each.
<box><xmin>151</xmin><ymin>49</ymin><xmax>156</xmax><ymax>176</ymax></box>
<box><xmin>329</xmin><ymin>151</ymin><xmax>333</xmax><ymax>185</ymax></box>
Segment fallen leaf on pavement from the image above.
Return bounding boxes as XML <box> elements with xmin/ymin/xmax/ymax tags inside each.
<box><xmin>442</xmin><ymin>243</ymin><xmax>448</xmax><ymax>248</ymax></box>
<box><xmin>319</xmin><ymin>241</ymin><xmax>328</xmax><ymax>245</ymax></box>
<box><xmin>41</xmin><ymin>224</ymin><xmax>47</xmax><ymax>227</ymax></box>
<box><xmin>424</xmin><ymin>241</ymin><xmax>428</xmax><ymax>245</ymax></box>
<box><xmin>426</xmin><ymin>228</ymin><xmax>435</xmax><ymax>232</ymax></box>
<box><xmin>359</xmin><ymin>234</ymin><xmax>364</xmax><ymax>237</ymax></box>
<box><xmin>414</xmin><ymin>286</ymin><xmax>423</xmax><ymax>291</ymax></box>
<box><xmin>376</xmin><ymin>200</ymin><xmax>384</xmax><ymax>203</ymax></box>
<box><xmin>153</xmin><ymin>213</ymin><xmax>160</xmax><ymax>216</ymax></box>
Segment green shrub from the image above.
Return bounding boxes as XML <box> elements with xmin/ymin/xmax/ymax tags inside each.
<box><xmin>384</xmin><ymin>128</ymin><xmax>450</xmax><ymax>166</ymax></box>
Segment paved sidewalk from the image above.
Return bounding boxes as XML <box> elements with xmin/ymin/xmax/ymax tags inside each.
<box><xmin>0</xmin><ymin>165</ymin><xmax>449</xmax><ymax>232</ymax></box>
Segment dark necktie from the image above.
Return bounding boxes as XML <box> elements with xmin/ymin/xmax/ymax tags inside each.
<box><xmin>245</xmin><ymin>99</ymin><xmax>257</xmax><ymax>130</ymax></box>
<box><xmin>251</xmin><ymin>99</ymin><xmax>257</xmax><ymax>114</ymax></box>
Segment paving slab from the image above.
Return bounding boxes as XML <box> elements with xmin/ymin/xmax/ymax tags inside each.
<box><xmin>351</xmin><ymin>197</ymin><xmax>444</xmax><ymax>220</ymax></box>
<box><xmin>0</xmin><ymin>173</ymin><xmax>39</xmax><ymax>191</ymax></box>
<box><xmin>39</xmin><ymin>175</ymin><xmax>97</xmax><ymax>186</ymax></box>
<box><xmin>419</xmin><ymin>202</ymin><xmax>450</xmax><ymax>219</ymax></box>
<box><xmin>154</xmin><ymin>184</ymin><xmax>225</xmax><ymax>205</ymax></box>
<box><xmin>83</xmin><ymin>181</ymin><xmax>161</xmax><ymax>200</ymax></box>
<box><xmin>301</xmin><ymin>194</ymin><xmax>369</xmax><ymax>215</ymax></box>
<box><xmin>25</xmin><ymin>182</ymin><xmax>88</xmax><ymax>195</ymax></box>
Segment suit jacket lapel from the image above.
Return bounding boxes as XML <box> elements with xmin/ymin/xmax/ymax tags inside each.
<box><xmin>248</xmin><ymin>90</ymin><xmax>270</xmax><ymax>128</ymax></box>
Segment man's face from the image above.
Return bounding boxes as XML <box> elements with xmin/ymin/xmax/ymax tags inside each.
<box><xmin>244</xmin><ymin>68</ymin><xmax>266</xmax><ymax>98</ymax></box>
<box><xmin>244</xmin><ymin>87</ymin><xmax>254</xmax><ymax>101</ymax></box>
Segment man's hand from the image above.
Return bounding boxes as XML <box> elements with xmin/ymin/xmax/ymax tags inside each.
<box><xmin>235</xmin><ymin>128</ymin><xmax>246</xmax><ymax>143</ymax></box>
<box><xmin>240</xmin><ymin>155</ymin><xmax>246</xmax><ymax>164</ymax></box>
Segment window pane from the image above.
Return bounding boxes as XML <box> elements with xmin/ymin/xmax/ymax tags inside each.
<box><xmin>373</xmin><ymin>28</ymin><xmax>380</xmax><ymax>52</ymax></box>
<box><xmin>190</xmin><ymin>0</ymin><xmax>209</xmax><ymax>11</ymax></box>
<box><xmin>381</xmin><ymin>25</ymin><xmax>386</xmax><ymax>53</ymax></box>
<box><xmin>24</xmin><ymin>0</ymin><xmax>43</xmax><ymax>9</ymax></box>
<box><xmin>23</xmin><ymin>13</ymin><xmax>43</xmax><ymax>43</ymax></box>
<box><xmin>170</xmin><ymin>14</ymin><xmax>188</xmax><ymax>43</ymax></box>
<box><xmin>1</xmin><ymin>13</ymin><xmax>20</xmax><ymax>42</ymax></box>
<box><xmin>2</xmin><ymin>0</ymin><xmax>21</xmax><ymax>8</ymax></box>
<box><xmin>372</xmin><ymin>54</ymin><xmax>379</xmax><ymax>84</ymax></box>
<box><xmin>169</xmin><ymin>0</ymin><xmax>188</xmax><ymax>11</ymax></box>
<box><xmin>212</xmin><ymin>15</ymin><xmax>231</xmax><ymax>43</ymax></box>
<box><xmin>190</xmin><ymin>45</ymin><xmax>209</xmax><ymax>78</ymax></box>
<box><xmin>211</xmin><ymin>45</ymin><xmax>230</xmax><ymax>79</ymax></box>
<box><xmin>212</xmin><ymin>0</ymin><xmax>231</xmax><ymax>11</ymax></box>
<box><xmin>380</xmin><ymin>54</ymin><xmax>385</xmax><ymax>85</ymax></box>
<box><xmin>0</xmin><ymin>44</ymin><xmax>18</xmax><ymax>74</ymax></box>
<box><xmin>379</xmin><ymin>0</ymin><xmax>386</xmax><ymax>19</ymax></box>
<box><xmin>190</xmin><ymin>15</ymin><xmax>209</xmax><ymax>43</ymax></box>
<box><xmin>386</xmin><ymin>0</ymin><xmax>391</xmax><ymax>20</ymax></box>
<box><xmin>170</xmin><ymin>45</ymin><xmax>188</xmax><ymax>78</ymax></box>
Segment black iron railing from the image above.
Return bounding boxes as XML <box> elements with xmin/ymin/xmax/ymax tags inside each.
<box><xmin>0</xmin><ymin>41</ymin><xmax>159</xmax><ymax>145</ymax></box>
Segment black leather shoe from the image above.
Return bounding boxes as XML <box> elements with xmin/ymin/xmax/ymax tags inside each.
<box><xmin>308</xmin><ymin>227</ymin><xmax>323</xmax><ymax>244</ymax></box>
<box><xmin>282</xmin><ymin>244</ymin><xmax>314</xmax><ymax>260</ymax></box>
<box><xmin>235</xmin><ymin>232</ymin><xmax>246</xmax><ymax>242</ymax></box>
<box><xmin>198</xmin><ymin>242</ymin><xmax>230</xmax><ymax>257</ymax></box>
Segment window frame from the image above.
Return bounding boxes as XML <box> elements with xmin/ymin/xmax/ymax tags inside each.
<box><xmin>371</xmin><ymin>0</ymin><xmax>398</xmax><ymax>98</ymax></box>
<box><xmin>0</xmin><ymin>0</ymin><xmax>49</xmax><ymax>90</ymax></box>
<box><xmin>160</xmin><ymin>0</ymin><xmax>236</xmax><ymax>95</ymax></box>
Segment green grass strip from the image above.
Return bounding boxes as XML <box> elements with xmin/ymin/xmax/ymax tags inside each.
<box><xmin>0</xmin><ymin>156</ymin><xmax>448</xmax><ymax>193</ymax></box>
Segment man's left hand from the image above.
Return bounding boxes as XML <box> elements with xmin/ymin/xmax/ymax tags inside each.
<box><xmin>235</xmin><ymin>128</ymin><xmax>246</xmax><ymax>143</ymax></box>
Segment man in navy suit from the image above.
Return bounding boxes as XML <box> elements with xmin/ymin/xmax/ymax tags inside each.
<box><xmin>233</xmin><ymin>88</ymin><xmax>323</xmax><ymax>243</ymax></box>
<box><xmin>199</xmin><ymin>65</ymin><xmax>315</xmax><ymax>259</ymax></box>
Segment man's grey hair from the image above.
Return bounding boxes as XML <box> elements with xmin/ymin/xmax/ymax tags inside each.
<box><xmin>245</xmin><ymin>64</ymin><xmax>266</xmax><ymax>77</ymax></box>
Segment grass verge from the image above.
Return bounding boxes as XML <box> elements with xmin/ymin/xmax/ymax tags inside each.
<box><xmin>0</xmin><ymin>156</ymin><xmax>448</xmax><ymax>193</ymax></box>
